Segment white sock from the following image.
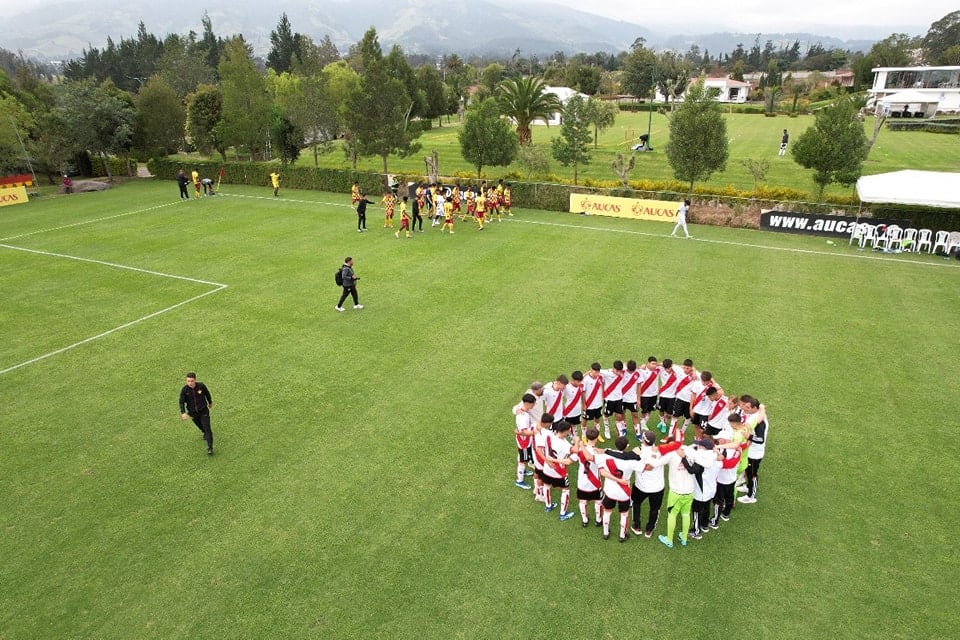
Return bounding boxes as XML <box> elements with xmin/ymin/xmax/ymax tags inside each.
<box><xmin>561</xmin><ymin>490</ymin><xmax>569</xmax><ymax>513</ymax></box>
<box><xmin>595</xmin><ymin>502</ymin><xmax>602</xmax><ymax>523</ymax></box>
<box><xmin>602</xmin><ymin>510</ymin><xmax>611</xmax><ymax>536</ymax></box>
<box><xmin>579</xmin><ymin>499</ymin><xmax>588</xmax><ymax>522</ymax></box>
<box><xmin>516</xmin><ymin>463</ymin><xmax>525</xmax><ymax>483</ymax></box>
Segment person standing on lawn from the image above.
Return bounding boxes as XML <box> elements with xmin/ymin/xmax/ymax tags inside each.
<box><xmin>335</xmin><ymin>257</ymin><xmax>363</xmax><ymax>311</ymax></box>
<box><xmin>179</xmin><ymin>372</ymin><xmax>214</xmax><ymax>455</ymax></box>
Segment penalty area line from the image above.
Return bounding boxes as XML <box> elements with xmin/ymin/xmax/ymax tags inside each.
<box><xmin>509</xmin><ymin>218</ymin><xmax>960</xmax><ymax>270</ymax></box>
<box><xmin>0</xmin><ymin>201</ymin><xmax>180</xmax><ymax>243</ymax></box>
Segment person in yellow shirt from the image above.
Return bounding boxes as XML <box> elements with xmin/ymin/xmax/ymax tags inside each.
<box><xmin>488</xmin><ymin>186</ymin><xmax>501</xmax><ymax>222</ymax></box>
<box><xmin>381</xmin><ymin>190</ymin><xmax>396</xmax><ymax>227</ymax></box>
<box><xmin>191</xmin><ymin>169</ymin><xmax>201</xmax><ymax>198</ymax></box>
<box><xmin>395</xmin><ymin>196</ymin><xmax>412</xmax><ymax>238</ymax></box>
<box><xmin>441</xmin><ymin>198</ymin><xmax>455</xmax><ymax>234</ymax></box>
<box><xmin>270</xmin><ymin>171</ymin><xmax>281</xmax><ymax>197</ymax></box>
<box><xmin>475</xmin><ymin>188</ymin><xmax>486</xmax><ymax>231</ymax></box>
<box><xmin>351</xmin><ymin>181</ymin><xmax>360</xmax><ymax>207</ymax></box>
<box><xmin>503</xmin><ymin>182</ymin><xmax>513</xmax><ymax>216</ymax></box>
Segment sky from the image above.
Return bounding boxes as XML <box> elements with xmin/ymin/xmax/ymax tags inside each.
<box><xmin>538</xmin><ymin>0</ymin><xmax>956</xmax><ymax>39</ymax></box>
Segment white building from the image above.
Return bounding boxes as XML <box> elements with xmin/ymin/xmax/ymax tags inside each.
<box><xmin>869</xmin><ymin>66</ymin><xmax>960</xmax><ymax>113</ymax></box>
<box><xmin>533</xmin><ymin>86</ymin><xmax>589</xmax><ymax>125</ymax></box>
<box><xmin>655</xmin><ymin>77</ymin><xmax>751</xmax><ymax>103</ymax></box>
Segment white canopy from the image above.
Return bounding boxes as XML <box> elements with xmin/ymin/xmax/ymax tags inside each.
<box><xmin>856</xmin><ymin>170</ymin><xmax>960</xmax><ymax>208</ymax></box>
<box><xmin>878</xmin><ymin>90</ymin><xmax>940</xmax><ymax>106</ymax></box>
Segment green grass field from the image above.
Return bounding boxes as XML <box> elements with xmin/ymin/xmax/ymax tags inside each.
<box><xmin>2</xmin><ymin>181</ymin><xmax>959</xmax><ymax>639</ymax></box>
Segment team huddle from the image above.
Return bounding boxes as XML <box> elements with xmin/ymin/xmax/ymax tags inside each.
<box><xmin>512</xmin><ymin>358</ymin><xmax>769</xmax><ymax>548</ymax></box>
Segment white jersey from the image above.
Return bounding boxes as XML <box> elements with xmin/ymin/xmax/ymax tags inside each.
<box><xmin>706</xmin><ymin>396</ymin><xmax>730</xmax><ymax>431</ymax></box>
<box><xmin>746</xmin><ymin>412</ymin><xmax>769</xmax><ymax>459</ymax></box>
<box><xmin>717</xmin><ymin>447</ymin><xmax>741</xmax><ymax>485</ymax></box>
<box><xmin>633</xmin><ymin>446</ymin><xmax>669</xmax><ymax>493</ymax></box>
<box><xmin>674</xmin><ymin>369</ymin><xmax>699</xmax><ymax>402</ymax></box>
<box><xmin>542</xmin><ymin>432</ymin><xmax>572</xmax><ymax>480</ymax></box>
<box><xmin>620</xmin><ymin>368</ymin><xmax>642</xmax><ymax>403</ymax></box>
<box><xmin>690</xmin><ymin>380</ymin><xmax>711</xmax><ymax>415</ymax></box>
<box><xmin>599</xmin><ymin>369</ymin><xmax>625</xmax><ymax>401</ymax></box>
<box><xmin>663</xmin><ymin>446</ymin><xmax>697</xmax><ymax>495</ymax></box>
<box><xmin>692</xmin><ymin>452</ymin><xmax>721</xmax><ymax>501</ymax></box>
<box><xmin>513</xmin><ymin>403</ymin><xmax>534</xmax><ymax>450</ymax></box>
<box><xmin>581</xmin><ymin>374</ymin><xmax>604</xmax><ymax>410</ymax></box>
<box><xmin>542</xmin><ymin>384</ymin><xmax>564</xmax><ymax>419</ymax></box>
<box><xmin>638</xmin><ymin>367</ymin><xmax>660</xmax><ymax>399</ymax></box>
<box><xmin>574</xmin><ymin>445</ymin><xmax>602</xmax><ymax>492</ymax></box>
<box><xmin>562</xmin><ymin>383</ymin><xmax>583</xmax><ymax>419</ymax></box>
<box><xmin>657</xmin><ymin>365</ymin><xmax>684</xmax><ymax>399</ymax></box>
<box><xmin>533</xmin><ymin>428</ymin><xmax>550</xmax><ymax>470</ymax></box>
<box><xmin>595</xmin><ymin>453</ymin><xmax>639</xmax><ymax>502</ymax></box>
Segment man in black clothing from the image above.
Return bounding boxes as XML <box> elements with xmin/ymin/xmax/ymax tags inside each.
<box><xmin>411</xmin><ymin>186</ymin><xmax>424</xmax><ymax>232</ymax></box>
<box><xmin>176</xmin><ymin>169</ymin><xmax>190</xmax><ymax>199</ymax></box>
<box><xmin>356</xmin><ymin>191</ymin><xmax>372</xmax><ymax>232</ymax></box>
<box><xmin>336</xmin><ymin>256</ymin><xmax>363</xmax><ymax>311</ymax></box>
<box><xmin>179</xmin><ymin>372</ymin><xmax>214</xmax><ymax>454</ymax></box>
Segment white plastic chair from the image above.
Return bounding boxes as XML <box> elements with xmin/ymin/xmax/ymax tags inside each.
<box><xmin>874</xmin><ymin>225</ymin><xmax>901</xmax><ymax>252</ymax></box>
<box><xmin>900</xmin><ymin>228</ymin><xmax>918</xmax><ymax>251</ymax></box>
<box><xmin>932</xmin><ymin>230</ymin><xmax>950</xmax><ymax>254</ymax></box>
<box><xmin>915</xmin><ymin>229</ymin><xmax>932</xmax><ymax>253</ymax></box>
<box><xmin>948</xmin><ymin>232</ymin><xmax>960</xmax><ymax>256</ymax></box>
<box><xmin>858</xmin><ymin>224</ymin><xmax>878</xmax><ymax>250</ymax></box>
<box><xmin>848</xmin><ymin>222</ymin><xmax>866</xmax><ymax>246</ymax></box>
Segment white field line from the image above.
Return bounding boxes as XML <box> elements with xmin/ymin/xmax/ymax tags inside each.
<box><xmin>0</xmin><ymin>201</ymin><xmax>178</xmax><ymax>242</ymax></box>
<box><xmin>509</xmin><ymin>218</ymin><xmax>960</xmax><ymax>270</ymax></box>
<box><xmin>0</xmin><ymin>244</ymin><xmax>228</xmax><ymax>376</ymax></box>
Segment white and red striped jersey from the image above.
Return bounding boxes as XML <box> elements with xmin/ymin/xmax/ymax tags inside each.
<box><xmin>657</xmin><ymin>365</ymin><xmax>684</xmax><ymax>399</ymax></box>
<box><xmin>600</xmin><ymin>368</ymin><xmax>625</xmax><ymax>401</ymax></box>
<box><xmin>542</xmin><ymin>384</ymin><xmax>565</xmax><ymax>419</ymax></box>
<box><xmin>706</xmin><ymin>396</ymin><xmax>730</xmax><ymax>431</ymax></box>
<box><xmin>574</xmin><ymin>445</ymin><xmax>602</xmax><ymax>492</ymax></box>
<box><xmin>542</xmin><ymin>432</ymin><xmax>572</xmax><ymax>479</ymax></box>
<box><xmin>717</xmin><ymin>446</ymin><xmax>742</xmax><ymax>484</ymax></box>
<box><xmin>533</xmin><ymin>428</ymin><xmax>550</xmax><ymax>470</ymax></box>
<box><xmin>582</xmin><ymin>374</ymin><xmax>604</xmax><ymax>410</ymax></box>
<box><xmin>562</xmin><ymin>383</ymin><xmax>583</xmax><ymax>419</ymax></box>
<box><xmin>620</xmin><ymin>368</ymin><xmax>642</xmax><ymax>403</ymax></box>
<box><xmin>513</xmin><ymin>403</ymin><xmax>533</xmax><ymax>449</ymax></box>
<box><xmin>675</xmin><ymin>369</ymin><xmax>700</xmax><ymax>402</ymax></box>
<box><xmin>595</xmin><ymin>453</ymin><xmax>639</xmax><ymax>502</ymax></box>
<box><xmin>638</xmin><ymin>367</ymin><xmax>661</xmax><ymax>399</ymax></box>
<box><xmin>690</xmin><ymin>380</ymin><xmax>711</xmax><ymax>415</ymax></box>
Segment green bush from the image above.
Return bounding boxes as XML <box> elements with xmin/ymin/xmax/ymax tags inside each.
<box><xmin>886</xmin><ymin>120</ymin><xmax>960</xmax><ymax>134</ymax></box>
<box><xmin>91</xmin><ymin>156</ymin><xmax>137</xmax><ymax>177</ymax></box>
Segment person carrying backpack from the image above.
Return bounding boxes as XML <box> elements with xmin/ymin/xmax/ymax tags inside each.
<box><xmin>335</xmin><ymin>257</ymin><xmax>363</xmax><ymax>312</ymax></box>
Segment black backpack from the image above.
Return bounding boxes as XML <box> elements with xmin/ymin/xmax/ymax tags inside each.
<box><xmin>334</xmin><ymin>267</ymin><xmax>343</xmax><ymax>286</ymax></box>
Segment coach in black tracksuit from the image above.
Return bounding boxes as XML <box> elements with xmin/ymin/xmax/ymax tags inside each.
<box><xmin>179</xmin><ymin>372</ymin><xmax>214</xmax><ymax>454</ymax></box>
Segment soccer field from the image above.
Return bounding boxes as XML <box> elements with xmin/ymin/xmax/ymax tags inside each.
<box><xmin>1</xmin><ymin>181</ymin><xmax>958</xmax><ymax>639</ymax></box>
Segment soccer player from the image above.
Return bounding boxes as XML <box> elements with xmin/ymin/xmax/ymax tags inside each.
<box><xmin>191</xmin><ymin>169</ymin><xmax>201</xmax><ymax>198</ymax></box>
<box><xmin>595</xmin><ymin>436</ymin><xmax>640</xmax><ymax>542</ymax></box>
<box><xmin>637</xmin><ymin>357</ymin><xmax>660</xmax><ymax>432</ymax></box>
<box><xmin>690</xmin><ymin>439</ymin><xmax>721</xmax><ymax>540</ymax></box>
<box><xmin>524</xmin><ymin>381</ymin><xmax>545</xmax><ymax>426</ymax></box>
<box><xmin>487</xmin><ymin>186</ymin><xmax>501</xmax><ymax>222</ymax></box>
<box><xmin>200</xmin><ymin>177</ymin><xmax>215</xmax><ymax>196</ymax></box>
<box><xmin>451</xmin><ymin>184</ymin><xmax>462</xmax><ymax>216</ymax></box>
<box><xmin>581</xmin><ymin>364</ymin><xmax>605</xmax><ymax>441</ymax></box>
<box><xmin>562</xmin><ymin>371</ymin><xmax>584</xmax><ymax>438</ymax></box>
<box><xmin>690</xmin><ymin>371</ymin><xmax>722</xmax><ymax>439</ymax></box>
<box><xmin>658</xmin><ymin>443</ymin><xmax>699</xmax><ymax>548</ymax></box>
<box><xmin>629</xmin><ymin>430</ymin><xmax>670</xmax><ymax>538</ymax></box>
<box><xmin>599</xmin><ymin>360</ymin><xmax>626</xmax><ymax>439</ymax></box>
<box><xmin>270</xmin><ymin>171</ymin><xmax>281</xmax><ymax>197</ymax></box>
<box><xmin>395</xmin><ymin>197</ymin><xmax>412</xmax><ymax>238</ymax></box>
<box><xmin>432</xmin><ymin>187</ymin><xmax>445</xmax><ymax>227</ymax></box>
<box><xmin>541</xmin><ymin>375</ymin><xmax>568</xmax><ymax>429</ymax></box>
<box><xmin>670</xmin><ymin>199</ymin><xmax>691</xmax><ymax>238</ymax></box>
<box><xmin>441</xmin><ymin>197</ymin><xmax>455</xmax><ymax>234</ymax></box>
<box><xmin>710</xmin><ymin>431</ymin><xmax>743</xmax><ymax>528</ymax></box>
<box><xmin>532</xmin><ymin>413</ymin><xmax>554</xmax><ymax>504</ymax></box>
<box><xmin>179</xmin><ymin>372</ymin><xmax>214</xmax><ymax>455</ymax></box>
<box><xmin>475</xmin><ymin>188</ymin><xmax>486</xmax><ymax>230</ymax></box>
<box><xmin>670</xmin><ymin>359</ymin><xmax>699</xmax><ymax>442</ymax></box>
<box><xmin>620</xmin><ymin>360</ymin><xmax>642</xmax><ymax>436</ymax></box>
<box><xmin>355</xmin><ymin>191</ymin><xmax>372</xmax><ymax>232</ymax></box>
<box><xmin>512</xmin><ymin>393</ymin><xmax>537</xmax><ymax>489</ymax></box>
<box><xmin>543</xmin><ymin>421</ymin><xmax>577</xmax><ymax>521</ymax></box>
<box><xmin>502</xmin><ymin>181</ymin><xmax>513</xmax><ymax>216</ymax></box>
<box><xmin>702</xmin><ymin>387</ymin><xmax>730</xmax><ymax>438</ymax></box>
<box><xmin>656</xmin><ymin>358</ymin><xmax>683</xmax><ymax>436</ymax></box>
<box><xmin>571</xmin><ymin>427</ymin><xmax>602</xmax><ymax>527</ymax></box>
<box><xmin>411</xmin><ymin>186</ymin><xmax>424</xmax><ymax>233</ymax></box>
<box><xmin>382</xmin><ymin>190</ymin><xmax>396</xmax><ymax>228</ymax></box>
<box><xmin>738</xmin><ymin>395</ymin><xmax>768</xmax><ymax>504</ymax></box>
<box><xmin>351</xmin><ymin>181</ymin><xmax>360</xmax><ymax>207</ymax></box>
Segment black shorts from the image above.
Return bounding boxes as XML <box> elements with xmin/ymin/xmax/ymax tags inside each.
<box><xmin>563</xmin><ymin>414</ymin><xmax>582</xmax><ymax>425</ymax></box>
<box><xmin>535</xmin><ymin>467</ymin><xmax>546</xmax><ymax>481</ymax></box>
<box><xmin>602</xmin><ymin>495</ymin><xmax>631</xmax><ymax>512</ymax></box>
<box><xmin>692</xmin><ymin>412</ymin><xmax>708</xmax><ymax>426</ymax></box>
<box><xmin>543</xmin><ymin>474</ymin><xmax>569</xmax><ymax>488</ymax></box>
<box><xmin>517</xmin><ymin>446</ymin><xmax>532</xmax><ymax>463</ymax></box>
<box><xmin>604</xmin><ymin>399</ymin><xmax>623</xmax><ymax>416</ymax></box>
<box><xmin>577</xmin><ymin>487</ymin><xmax>602</xmax><ymax>501</ymax></box>
<box><xmin>585</xmin><ymin>407</ymin><xmax>603</xmax><ymax>420</ymax></box>
<box><xmin>703</xmin><ymin>424</ymin><xmax>722</xmax><ymax>436</ymax></box>
<box><xmin>658</xmin><ymin>397</ymin><xmax>675</xmax><ymax>414</ymax></box>
<box><xmin>640</xmin><ymin>396</ymin><xmax>658</xmax><ymax>413</ymax></box>
<box><xmin>622</xmin><ymin>401</ymin><xmax>638</xmax><ymax>413</ymax></box>
<box><xmin>672</xmin><ymin>399</ymin><xmax>691</xmax><ymax>419</ymax></box>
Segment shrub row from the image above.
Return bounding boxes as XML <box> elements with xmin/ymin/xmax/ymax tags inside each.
<box><xmin>886</xmin><ymin>120</ymin><xmax>960</xmax><ymax>134</ymax></box>
<box><xmin>91</xmin><ymin>155</ymin><xmax>137</xmax><ymax>178</ymax></box>
<box><xmin>146</xmin><ymin>158</ymin><xmax>960</xmax><ymax>230</ymax></box>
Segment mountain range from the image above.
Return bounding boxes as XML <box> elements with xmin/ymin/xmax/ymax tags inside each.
<box><xmin>4</xmin><ymin>0</ymin><xmax>875</xmax><ymax>62</ymax></box>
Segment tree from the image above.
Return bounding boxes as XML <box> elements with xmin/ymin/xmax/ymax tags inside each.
<box><xmin>621</xmin><ymin>46</ymin><xmax>655</xmax><ymax>99</ymax></box>
<box><xmin>550</xmin><ymin>94</ymin><xmax>592</xmax><ymax>185</ymax></box>
<box><xmin>186</xmin><ymin>84</ymin><xmax>224</xmax><ymax>157</ymax></box>
<box><xmin>132</xmin><ymin>76</ymin><xmax>184</xmax><ymax>157</ymax></box>
<box><xmin>0</xmin><ymin>92</ymin><xmax>35</xmax><ymax>173</ymax></box>
<box><xmin>267</xmin><ymin>13</ymin><xmax>302</xmax><ymax>73</ymax></box>
<box><xmin>417</xmin><ymin>64</ymin><xmax>446</xmax><ymax>126</ymax></box>
<box><xmin>156</xmin><ymin>33</ymin><xmax>217</xmax><ymax>99</ymax></box>
<box><xmin>655</xmin><ymin>51</ymin><xmax>690</xmax><ymax>107</ymax></box>
<box><xmin>496</xmin><ymin>75</ymin><xmax>561</xmax><ymax>145</ymax></box>
<box><xmin>567</xmin><ymin>63</ymin><xmax>601</xmax><ymax>95</ymax></box>
<box><xmin>270</xmin><ymin>109</ymin><xmax>303</xmax><ymax>165</ymax></box>
<box><xmin>584</xmin><ymin>97</ymin><xmax>617</xmax><ymax>148</ymax></box>
<box><xmin>55</xmin><ymin>79</ymin><xmax>136</xmax><ymax>180</ymax></box>
<box><xmin>791</xmin><ymin>95</ymin><xmax>868</xmax><ymax>200</ymax></box>
<box><xmin>923</xmin><ymin>11</ymin><xmax>960</xmax><ymax>64</ymax></box>
<box><xmin>611</xmin><ymin>152</ymin><xmax>635</xmax><ymax>187</ymax></box>
<box><xmin>218</xmin><ymin>37</ymin><xmax>271</xmax><ymax>160</ymax></box>
<box><xmin>457</xmin><ymin>97</ymin><xmax>518</xmax><ymax>178</ymax></box>
<box><xmin>664</xmin><ymin>80</ymin><xmax>728</xmax><ymax>190</ymax></box>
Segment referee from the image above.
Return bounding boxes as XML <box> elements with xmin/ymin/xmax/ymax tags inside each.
<box><xmin>179</xmin><ymin>372</ymin><xmax>214</xmax><ymax>455</ymax></box>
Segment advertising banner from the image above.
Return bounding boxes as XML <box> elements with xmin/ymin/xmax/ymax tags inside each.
<box><xmin>0</xmin><ymin>185</ymin><xmax>29</xmax><ymax>208</ymax></box>
<box><xmin>760</xmin><ymin>211</ymin><xmax>909</xmax><ymax>238</ymax></box>
<box><xmin>569</xmin><ymin>193</ymin><xmax>677</xmax><ymax>222</ymax></box>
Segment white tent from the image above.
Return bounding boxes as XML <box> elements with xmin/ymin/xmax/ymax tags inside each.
<box><xmin>878</xmin><ymin>90</ymin><xmax>939</xmax><ymax>117</ymax></box>
<box><xmin>856</xmin><ymin>170</ymin><xmax>960</xmax><ymax>208</ymax></box>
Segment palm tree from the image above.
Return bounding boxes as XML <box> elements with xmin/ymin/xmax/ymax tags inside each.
<box><xmin>496</xmin><ymin>76</ymin><xmax>562</xmax><ymax>145</ymax></box>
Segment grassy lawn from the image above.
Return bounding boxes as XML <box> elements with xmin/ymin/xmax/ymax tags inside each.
<box><xmin>283</xmin><ymin>110</ymin><xmax>960</xmax><ymax>199</ymax></box>
<box><xmin>1</xmin><ymin>181</ymin><xmax>958</xmax><ymax>638</ymax></box>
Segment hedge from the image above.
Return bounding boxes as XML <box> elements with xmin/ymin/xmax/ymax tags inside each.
<box><xmin>91</xmin><ymin>155</ymin><xmax>137</xmax><ymax>177</ymax></box>
<box><xmin>145</xmin><ymin>158</ymin><xmax>960</xmax><ymax>230</ymax></box>
<box><xmin>886</xmin><ymin>120</ymin><xmax>960</xmax><ymax>134</ymax></box>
